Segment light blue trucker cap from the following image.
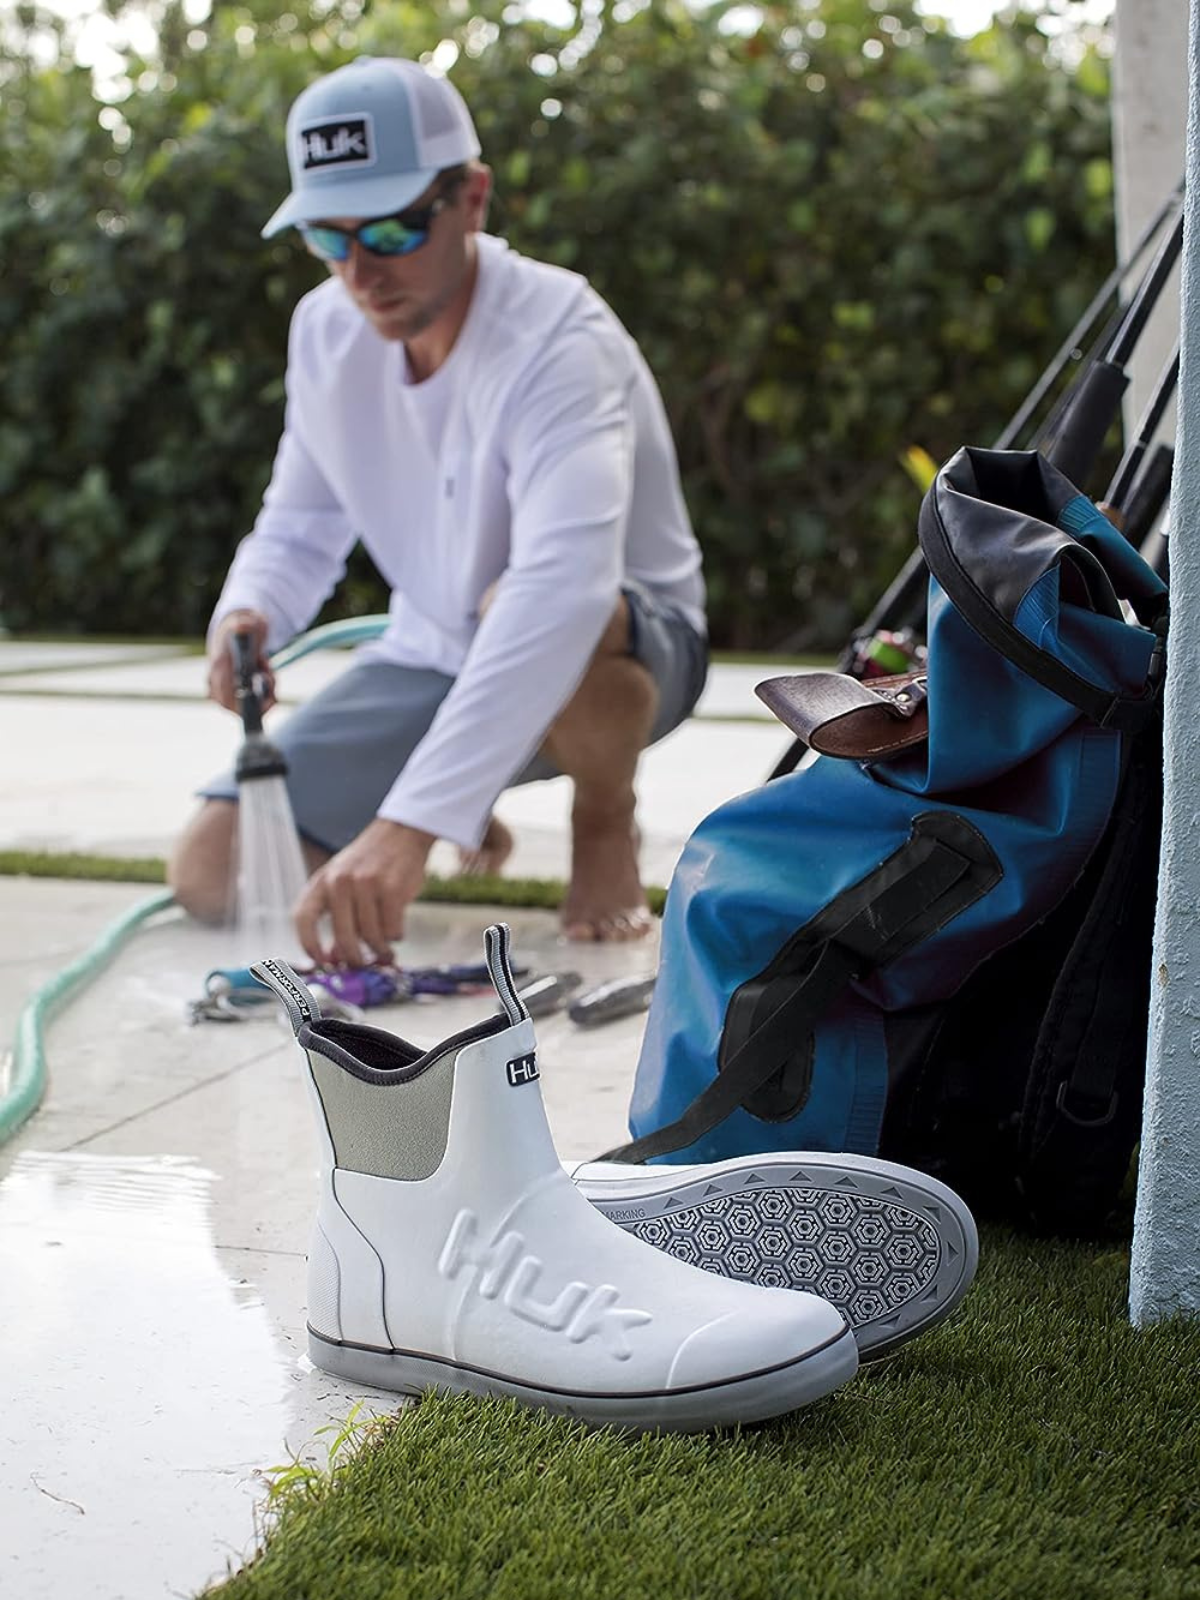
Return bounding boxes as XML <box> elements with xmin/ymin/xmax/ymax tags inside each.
<box><xmin>261</xmin><ymin>56</ymin><xmax>481</xmax><ymax>237</ymax></box>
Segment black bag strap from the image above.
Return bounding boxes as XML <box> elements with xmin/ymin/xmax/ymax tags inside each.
<box><xmin>1027</xmin><ymin>714</ymin><xmax>1162</xmax><ymax>1138</ymax></box>
<box><xmin>602</xmin><ymin>942</ymin><xmax>859</xmax><ymax>1164</ymax></box>
<box><xmin>602</xmin><ymin>811</ymin><xmax>1002</xmax><ymax>1164</ymax></box>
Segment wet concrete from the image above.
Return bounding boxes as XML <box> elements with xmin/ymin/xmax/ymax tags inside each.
<box><xmin>0</xmin><ymin>641</ymin><xmax>792</xmax><ymax>1599</ymax></box>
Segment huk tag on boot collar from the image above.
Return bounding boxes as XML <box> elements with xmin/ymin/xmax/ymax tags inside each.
<box><xmin>251</xmin><ymin>958</ymin><xmax>320</xmax><ymax>1034</ymax></box>
<box><xmin>484</xmin><ymin>923</ymin><xmax>530</xmax><ymax>1027</ymax></box>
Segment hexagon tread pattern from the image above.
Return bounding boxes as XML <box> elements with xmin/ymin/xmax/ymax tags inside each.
<box><xmin>578</xmin><ymin>1157</ymin><xmax>979</xmax><ymax>1360</ymax></box>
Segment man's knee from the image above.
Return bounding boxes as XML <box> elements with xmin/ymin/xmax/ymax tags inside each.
<box><xmin>544</xmin><ymin>639</ymin><xmax>658</xmax><ymax>777</ymax></box>
<box><xmin>594</xmin><ymin>592</ymin><xmax>635</xmax><ymax>659</ymax></box>
<box><xmin>168</xmin><ymin>799</ymin><xmax>237</xmax><ymax>924</ymax></box>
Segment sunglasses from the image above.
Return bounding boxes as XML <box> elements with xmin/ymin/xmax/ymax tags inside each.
<box><xmin>298</xmin><ymin>195</ymin><xmax>450</xmax><ymax>263</ymax></box>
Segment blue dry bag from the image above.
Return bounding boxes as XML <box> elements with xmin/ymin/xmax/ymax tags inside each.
<box><xmin>614</xmin><ymin>448</ymin><xmax>1168</xmax><ymax>1234</ymax></box>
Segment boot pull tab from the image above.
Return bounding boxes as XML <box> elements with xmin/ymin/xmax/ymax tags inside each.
<box><xmin>484</xmin><ymin>923</ymin><xmax>530</xmax><ymax>1026</ymax></box>
<box><xmin>251</xmin><ymin>958</ymin><xmax>321</xmax><ymax>1035</ymax></box>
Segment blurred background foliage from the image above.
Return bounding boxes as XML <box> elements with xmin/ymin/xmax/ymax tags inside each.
<box><xmin>0</xmin><ymin>0</ymin><xmax>1118</xmax><ymax>649</ymax></box>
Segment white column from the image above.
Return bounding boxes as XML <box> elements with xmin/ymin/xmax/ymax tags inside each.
<box><xmin>1111</xmin><ymin>0</ymin><xmax>1188</xmax><ymax>433</ymax></box>
<box><xmin>1128</xmin><ymin>0</ymin><xmax>1200</xmax><ymax>1328</ymax></box>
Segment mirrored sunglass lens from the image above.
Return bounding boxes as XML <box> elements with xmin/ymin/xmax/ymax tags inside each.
<box><xmin>360</xmin><ymin>217</ymin><xmax>427</xmax><ymax>256</ymax></box>
<box><xmin>301</xmin><ymin>226</ymin><xmax>350</xmax><ymax>262</ymax></box>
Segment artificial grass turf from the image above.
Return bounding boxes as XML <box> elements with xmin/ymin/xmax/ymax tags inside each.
<box><xmin>207</xmin><ymin>1221</ymin><xmax>1200</xmax><ymax>1600</ymax></box>
<box><xmin>0</xmin><ymin>849</ymin><xmax>171</xmax><ymax>884</ymax></box>
<box><xmin>0</xmin><ymin>850</ymin><xmax>670</xmax><ymax>916</ymax></box>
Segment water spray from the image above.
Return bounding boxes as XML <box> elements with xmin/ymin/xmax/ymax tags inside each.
<box><xmin>229</xmin><ymin>631</ymin><xmax>309</xmax><ymax>965</ymax></box>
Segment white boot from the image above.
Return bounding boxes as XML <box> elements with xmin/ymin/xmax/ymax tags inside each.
<box><xmin>253</xmin><ymin>925</ymin><xmax>857</xmax><ymax>1433</ymax></box>
<box><xmin>567</xmin><ymin>1152</ymin><xmax>978</xmax><ymax>1361</ymax></box>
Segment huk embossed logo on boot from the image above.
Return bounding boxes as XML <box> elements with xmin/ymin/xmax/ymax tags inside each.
<box><xmin>299</xmin><ymin>116</ymin><xmax>375</xmax><ymax>170</ymax></box>
<box><xmin>438</xmin><ymin>1210</ymin><xmax>652</xmax><ymax>1359</ymax></box>
<box><xmin>506</xmin><ymin>1052</ymin><xmax>539</xmax><ymax>1087</ymax></box>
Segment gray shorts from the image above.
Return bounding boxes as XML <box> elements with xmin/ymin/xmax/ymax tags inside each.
<box><xmin>200</xmin><ymin>582</ymin><xmax>708</xmax><ymax>852</ymax></box>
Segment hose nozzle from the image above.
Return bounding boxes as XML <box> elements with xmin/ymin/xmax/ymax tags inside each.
<box><xmin>231</xmin><ymin>630</ymin><xmax>266</xmax><ymax>736</ymax></box>
<box><xmin>235</xmin><ymin>732</ymin><xmax>288</xmax><ymax>782</ymax></box>
<box><xmin>231</xmin><ymin>630</ymin><xmax>288</xmax><ymax>782</ymax></box>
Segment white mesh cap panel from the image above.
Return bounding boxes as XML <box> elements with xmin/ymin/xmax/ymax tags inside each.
<box><xmin>406</xmin><ymin>64</ymin><xmax>481</xmax><ymax>166</ymax></box>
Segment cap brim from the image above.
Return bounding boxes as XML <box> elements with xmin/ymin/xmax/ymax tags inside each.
<box><xmin>261</xmin><ymin>166</ymin><xmax>441</xmax><ymax>238</ymax></box>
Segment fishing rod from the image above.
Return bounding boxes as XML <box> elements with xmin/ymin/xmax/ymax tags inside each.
<box><xmin>1101</xmin><ymin>343</ymin><xmax>1180</xmax><ymax>519</ymax></box>
<box><xmin>1002</xmin><ymin>178</ymin><xmax>1184</xmax><ymax>452</ymax></box>
<box><xmin>839</xmin><ymin>183</ymin><xmax>1183</xmax><ymax>657</ymax></box>
<box><xmin>1085</xmin><ymin>347</ymin><xmax>1180</xmax><ymax>586</ymax></box>
<box><xmin>1022</xmin><ymin>188</ymin><xmax>1184</xmax><ymax>464</ymax></box>
<box><xmin>1126</xmin><ymin>444</ymin><xmax>1175</xmax><ymax>578</ymax></box>
<box><xmin>1041</xmin><ymin>205</ymin><xmax>1185</xmax><ymax>488</ymax></box>
<box><xmin>768</xmin><ymin>184</ymin><xmax>1186</xmax><ymax>780</ymax></box>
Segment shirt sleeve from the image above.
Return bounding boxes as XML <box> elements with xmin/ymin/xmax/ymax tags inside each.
<box><xmin>208</xmin><ymin>317</ymin><xmax>358</xmax><ymax>656</ymax></box>
<box><xmin>376</xmin><ymin>325</ymin><xmax>636</xmax><ymax>848</ymax></box>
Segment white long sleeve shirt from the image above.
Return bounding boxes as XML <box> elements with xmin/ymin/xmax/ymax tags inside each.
<box><xmin>211</xmin><ymin>233</ymin><xmax>705</xmax><ymax>849</ymax></box>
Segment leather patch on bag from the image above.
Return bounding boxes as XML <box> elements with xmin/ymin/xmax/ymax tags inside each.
<box><xmin>756</xmin><ymin>671</ymin><xmax>929</xmax><ymax>759</ymax></box>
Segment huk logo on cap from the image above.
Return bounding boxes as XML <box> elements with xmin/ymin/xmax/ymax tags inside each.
<box><xmin>299</xmin><ymin>114</ymin><xmax>375</xmax><ymax>171</ymax></box>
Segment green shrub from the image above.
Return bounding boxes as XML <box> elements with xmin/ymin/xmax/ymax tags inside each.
<box><xmin>0</xmin><ymin>0</ymin><xmax>1115</xmax><ymax>649</ymax></box>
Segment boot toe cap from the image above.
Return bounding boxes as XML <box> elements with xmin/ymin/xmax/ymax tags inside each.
<box><xmin>665</xmin><ymin>1289</ymin><xmax>848</xmax><ymax>1390</ymax></box>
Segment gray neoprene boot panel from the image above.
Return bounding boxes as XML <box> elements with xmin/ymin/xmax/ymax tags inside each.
<box><xmin>305</xmin><ymin>1047</ymin><xmax>456</xmax><ymax>1181</ymax></box>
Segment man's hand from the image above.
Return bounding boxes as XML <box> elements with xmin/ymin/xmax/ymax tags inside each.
<box><xmin>208</xmin><ymin>609</ymin><xmax>275</xmax><ymax>714</ymax></box>
<box><xmin>294</xmin><ymin>819</ymin><xmax>437</xmax><ymax>966</ymax></box>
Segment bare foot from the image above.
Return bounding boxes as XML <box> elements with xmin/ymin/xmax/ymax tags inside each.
<box><xmin>456</xmin><ymin>814</ymin><xmax>515</xmax><ymax>877</ymax></box>
<box><xmin>561</xmin><ymin>812</ymin><xmax>653</xmax><ymax>942</ymax></box>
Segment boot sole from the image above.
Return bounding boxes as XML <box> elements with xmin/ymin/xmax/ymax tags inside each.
<box><xmin>575</xmin><ymin>1153</ymin><xmax>978</xmax><ymax>1360</ymax></box>
<box><xmin>307</xmin><ymin>1322</ymin><xmax>857</xmax><ymax>1434</ymax></box>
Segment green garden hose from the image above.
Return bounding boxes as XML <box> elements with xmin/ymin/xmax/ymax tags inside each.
<box><xmin>1</xmin><ymin>889</ymin><xmax>178</xmax><ymax>1146</ymax></box>
<box><xmin>0</xmin><ymin>616</ymin><xmax>390</xmax><ymax>1149</ymax></box>
<box><xmin>268</xmin><ymin>615</ymin><xmax>390</xmax><ymax>669</ymax></box>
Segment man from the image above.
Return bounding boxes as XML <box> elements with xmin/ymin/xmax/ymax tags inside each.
<box><xmin>168</xmin><ymin>55</ymin><xmax>708</xmax><ymax>966</ymax></box>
